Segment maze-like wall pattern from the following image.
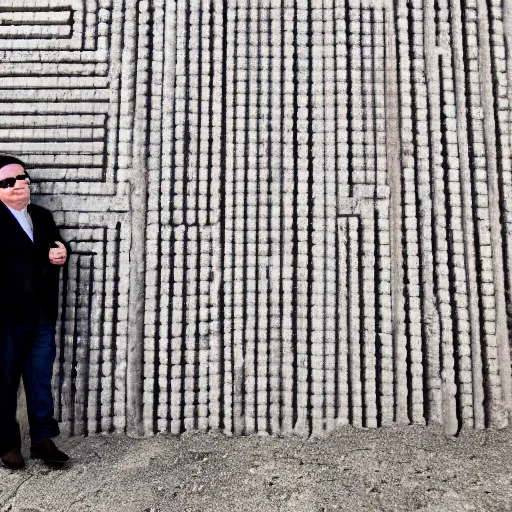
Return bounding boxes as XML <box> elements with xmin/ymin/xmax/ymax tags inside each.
<box><xmin>2</xmin><ymin>0</ymin><xmax>512</xmax><ymax>436</ymax></box>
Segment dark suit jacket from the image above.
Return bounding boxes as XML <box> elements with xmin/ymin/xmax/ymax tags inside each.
<box><xmin>0</xmin><ymin>202</ymin><xmax>66</xmax><ymax>327</ymax></box>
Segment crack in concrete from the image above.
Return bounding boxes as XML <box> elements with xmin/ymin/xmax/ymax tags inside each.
<box><xmin>0</xmin><ymin>473</ymin><xmax>35</xmax><ymax>512</ymax></box>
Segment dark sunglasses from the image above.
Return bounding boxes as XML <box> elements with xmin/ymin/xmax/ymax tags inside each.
<box><xmin>0</xmin><ymin>172</ymin><xmax>30</xmax><ymax>189</ymax></box>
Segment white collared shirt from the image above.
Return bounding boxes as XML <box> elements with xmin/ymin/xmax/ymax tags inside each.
<box><xmin>6</xmin><ymin>205</ymin><xmax>33</xmax><ymax>242</ymax></box>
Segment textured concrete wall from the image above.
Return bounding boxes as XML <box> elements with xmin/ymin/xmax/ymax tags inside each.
<box><xmin>2</xmin><ymin>0</ymin><xmax>512</xmax><ymax>437</ymax></box>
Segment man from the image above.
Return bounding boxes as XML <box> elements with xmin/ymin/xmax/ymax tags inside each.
<box><xmin>0</xmin><ymin>155</ymin><xmax>70</xmax><ymax>469</ymax></box>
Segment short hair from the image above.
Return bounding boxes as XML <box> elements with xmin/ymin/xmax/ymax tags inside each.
<box><xmin>0</xmin><ymin>155</ymin><xmax>25</xmax><ymax>171</ymax></box>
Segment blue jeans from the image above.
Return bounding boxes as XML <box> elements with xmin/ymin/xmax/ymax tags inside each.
<box><xmin>0</xmin><ymin>323</ymin><xmax>60</xmax><ymax>456</ymax></box>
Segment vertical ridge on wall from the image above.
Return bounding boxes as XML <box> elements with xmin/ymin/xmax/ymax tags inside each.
<box><xmin>305</xmin><ymin>0</ymin><xmax>314</xmax><ymax>436</ymax></box>
<box><xmin>377</xmin><ymin>5</ymin><xmax>397</xmax><ymax>429</ymax></box>
<box><xmin>409</xmin><ymin>0</ymin><xmax>442</xmax><ymax>426</ymax></box>
<box><xmin>450</xmin><ymin>0</ymin><xmax>485</xmax><ymax>429</ymax></box>
<box><xmin>422</xmin><ymin>0</ymin><xmax>458</xmax><ymax>433</ymax></box>
<box><xmin>332</xmin><ymin>0</ymin><xmax>346</xmax><ymax>429</ymax></box>
<box><xmin>475</xmin><ymin>0</ymin><xmax>511</xmax><ymax>426</ymax></box>
<box><xmin>485</xmin><ymin>0</ymin><xmax>512</xmax><ymax>420</ymax></box>
<box><xmin>224</xmin><ymin>0</ymin><xmax>236</xmax><ymax>435</ymax></box>
<box><xmin>144</xmin><ymin>0</ymin><xmax>164</xmax><ymax>436</ymax></box>
<box><xmin>386</xmin><ymin>0</ymin><xmax>409</xmax><ymax>426</ymax></box>
<box><xmin>159</xmin><ymin>0</ymin><xmax>177</xmax><ymax>434</ymax></box>
<box><xmin>230</xmin><ymin>0</ymin><xmax>245</xmax><ymax>435</ymax></box>
<box><xmin>126</xmin><ymin>0</ymin><xmax>150</xmax><ymax>438</ymax></box>
<box><xmin>268</xmin><ymin>0</ymin><xmax>283</xmax><ymax>436</ymax></box>
<box><xmin>169</xmin><ymin>0</ymin><xmax>186</xmax><ymax>434</ymax></box>
<box><xmin>396</xmin><ymin>0</ymin><xmax>426</xmax><ymax>425</ymax></box>
<box><xmin>281</xmin><ymin>0</ymin><xmax>295</xmax><ymax>435</ymax></box>
<box><xmin>114</xmin><ymin>0</ymin><xmax>132</xmax><ymax>436</ymax></box>
<box><xmin>208</xmin><ymin>0</ymin><xmax>223</xmax><ymax>433</ymax></box>
<box><xmin>245</xmin><ymin>0</ymin><xmax>258</xmax><ymax>435</ymax></box>
<box><xmin>311</xmin><ymin>0</ymin><xmax>324</xmax><ymax>435</ymax></box>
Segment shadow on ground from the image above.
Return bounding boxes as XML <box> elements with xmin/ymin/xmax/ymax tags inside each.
<box><xmin>1</xmin><ymin>425</ymin><xmax>511</xmax><ymax>511</ymax></box>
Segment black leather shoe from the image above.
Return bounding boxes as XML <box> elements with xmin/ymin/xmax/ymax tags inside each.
<box><xmin>1</xmin><ymin>449</ymin><xmax>25</xmax><ymax>470</ymax></box>
<box><xmin>30</xmin><ymin>439</ymin><xmax>69</xmax><ymax>466</ymax></box>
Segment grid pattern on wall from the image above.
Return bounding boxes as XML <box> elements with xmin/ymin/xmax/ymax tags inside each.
<box><xmin>1</xmin><ymin>0</ymin><xmax>512</xmax><ymax>436</ymax></box>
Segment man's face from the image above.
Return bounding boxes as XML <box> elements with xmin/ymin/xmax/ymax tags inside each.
<box><xmin>0</xmin><ymin>163</ymin><xmax>30</xmax><ymax>210</ymax></box>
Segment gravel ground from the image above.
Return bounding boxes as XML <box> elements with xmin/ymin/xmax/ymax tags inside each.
<box><xmin>1</xmin><ymin>425</ymin><xmax>512</xmax><ymax>512</ymax></box>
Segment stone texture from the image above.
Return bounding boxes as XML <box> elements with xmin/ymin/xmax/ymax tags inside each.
<box><xmin>1</xmin><ymin>0</ymin><xmax>512</xmax><ymax>436</ymax></box>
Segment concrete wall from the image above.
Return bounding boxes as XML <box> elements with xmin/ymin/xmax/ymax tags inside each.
<box><xmin>3</xmin><ymin>0</ymin><xmax>512</xmax><ymax>437</ymax></box>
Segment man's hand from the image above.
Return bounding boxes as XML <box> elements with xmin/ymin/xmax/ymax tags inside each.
<box><xmin>49</xmin><ymin>241</ymin><xmax>67</xmax><ymax>266</ymax></box>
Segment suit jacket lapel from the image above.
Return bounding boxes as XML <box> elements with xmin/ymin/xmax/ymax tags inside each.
<box><xmin>0</xmin><ymin>201</ymin><xmax>34</xmax><ymax>247</ymax></box>
<box><xmin>27</xmin><ymin>203</ymin><xmax>45</xmax><ymax>252</ymax></box>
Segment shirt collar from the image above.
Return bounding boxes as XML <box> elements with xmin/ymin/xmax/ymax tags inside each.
<box><xmin>5</xmin><ymin>204</ymin><xmax>28</xmax><ymax>217</ymax></box>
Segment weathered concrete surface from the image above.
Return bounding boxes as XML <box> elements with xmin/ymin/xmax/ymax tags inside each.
<box><xmin>1</xmin><ymin>426</ymin><xmax>512</xmax><ymax>512</ymax></box>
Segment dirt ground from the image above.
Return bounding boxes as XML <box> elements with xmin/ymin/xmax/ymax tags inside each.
<box><xmin>1</xmin><ymin>425</ymin><xmax>512</xmax><ymax>512</ymax></box>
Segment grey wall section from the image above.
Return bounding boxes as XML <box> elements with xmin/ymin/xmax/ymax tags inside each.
<box><xmin>2</xmin><ymin>0</ymin><xmax>512</xmax><ymax>436</ymax></box>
